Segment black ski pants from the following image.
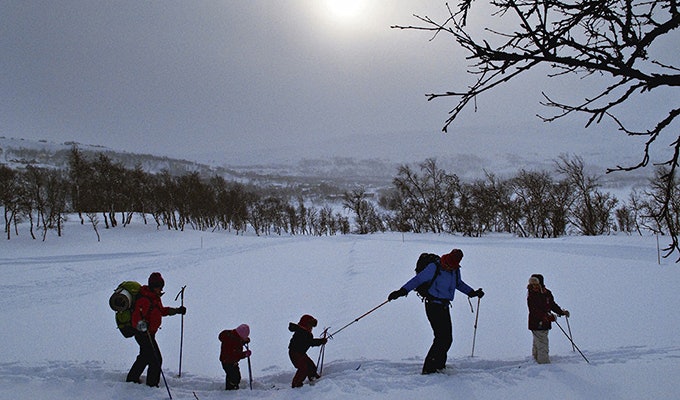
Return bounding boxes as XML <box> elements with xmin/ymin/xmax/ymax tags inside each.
<box><xmin>127</xmin><ymin>331</ymin><xmax>163</xmax><ymax>387</ymax></box>
<box><xmin>423</xmin><ymin>301</ymin><xmax>453</xmax><ymax>373</ymax></box>
<box><xmin>221</xmin><ymin>361</ymin><xmax>242</xmax><ymax>390</ymax></box>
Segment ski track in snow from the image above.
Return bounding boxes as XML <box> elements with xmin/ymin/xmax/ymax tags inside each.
<box><xmin>1</xmin><ymin>346</ymin><xmax>677</xmax><ymax>399</ymax></box>
<box><xmin>334</xmin><ymin>238</ymin><xmax>361</xmax><ymax>330</ymax></box>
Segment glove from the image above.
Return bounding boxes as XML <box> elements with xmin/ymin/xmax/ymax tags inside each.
<box><xmin>388</xmin><ymin>288</ymin><xmax>408</xmax><ymax>301</ymax></box>
<box><xmin>562</xmin><ymin>309</ymin><xmax>570</xmax><ymax>318</ymax></box>
<box><xmin>136</xmin><ymin>320</ymin><xmax>148</xmax><ymax>332</ymax></box>
<box><xmin>546</xmin><ymin>313</ymin><xmax>556</xmax><ymax>322</ymax></box>
<box><xmin>167</xmin><ymin>306</ymin><xmax>186</xmax><ymax>316</ymax></box>
<box><xmin>468</xmin><ymin>288</ymin><xmax>485</xmax><ymax>298</ymax></box>
<box><xmin>244</xmin><ymin>350</ymin><xmax>252</xmax><ymax>357</ymax></box>
<box><xmin>321</xmin><ymin>338</ymin><xmax>328</xmax><ymax>345</ymax></box>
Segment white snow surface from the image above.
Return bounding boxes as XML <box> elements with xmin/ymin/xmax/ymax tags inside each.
<box><xmin>1</xmin><ymin>218</ymin><xmax>678</xmax><ymax>399</ymax></box>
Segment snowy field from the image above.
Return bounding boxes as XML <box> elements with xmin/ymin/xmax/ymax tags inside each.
<box><xmin>1</xmin><ymin>217</ymin><xmax>679</xmax><ymax>400</ymax></box>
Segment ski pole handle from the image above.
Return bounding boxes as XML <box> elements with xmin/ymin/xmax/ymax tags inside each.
<box><xmin>174</xmin><ymin>285</ymin><xmax>186</xmax><ymax>302</ymax></box>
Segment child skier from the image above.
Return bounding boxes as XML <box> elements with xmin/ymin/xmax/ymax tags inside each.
<box><xmin>527</xmin><ymin>274</ymin><xmax>570</xmax><ymax>364</ymax></box>
<box><xmin>218</xmin><ymin>324</ymin><xmax>251</xmax><ymax>390</ymax></box>
<box><xmin>288</xmin><ymin>314</ymin><xmax>327</xmax><ymax>388</ymax></box>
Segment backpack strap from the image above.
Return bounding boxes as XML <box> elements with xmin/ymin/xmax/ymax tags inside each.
<box><xmin>422</xmin><ymin>260</ymin><xmax>443</xmax><ymax>302</ymax></box>
<box><xmin>430</xmin><ymin>260</ymin><xmax>442</xmax><ymax>284</ymax></box>
<box><xmin>137</xmin><ymin>292</ymin><xmax>157</xmax><ymax>320</ymax></box>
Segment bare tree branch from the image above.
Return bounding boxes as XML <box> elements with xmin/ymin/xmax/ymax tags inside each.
<box><xmin>394</xmin><ymin>0</ymin><xmax>680</xmax><ymax>257</ymax></box>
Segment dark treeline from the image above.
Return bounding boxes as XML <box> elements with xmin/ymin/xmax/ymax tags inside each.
<box><xmin>378</xmin><ymin>156</ymin><xmax>676</xmax><ymax>240</ymax></box>
<box><xmin>0</xmin><ymin>147</ymin><xmax>675</xmax><ymax>243</ymax></box>
<box><xmin>1</xmin><ymin>147</ymin><xmax>351</xmax><ymax>241</ymax></box>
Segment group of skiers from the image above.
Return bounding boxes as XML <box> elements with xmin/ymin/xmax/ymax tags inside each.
<box><xmin>125</xmin><ymin>248</ymin><xmax>569</xmax><ymax>390</ymax></box>
<box><xmin>122</xmin><ymin>271</ymin><xmax>328</xmax><ymax>390</ymax></box>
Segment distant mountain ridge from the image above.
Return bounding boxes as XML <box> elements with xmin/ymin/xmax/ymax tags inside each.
<box><xmin>184</xmin><ymin>121</ymin><xmax>652</xmax><ymax>190</ymax></box>
<box><xmin>0</xmin><ymin>136</ymin><xmax>399</xmax><ymax>190</ymax></box>
<box><xmin>0</xmin><ymin>136</ymin><xmax>236</xmax><ymax>179</ymax></box>
<box><xmin>0</xmin><ymin>135</ymin><xmax>650</xmax><ymax>192</ymax></box>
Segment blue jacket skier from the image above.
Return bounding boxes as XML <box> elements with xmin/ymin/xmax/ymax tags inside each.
<box><xmin>388</xmin><ymin>249</ymin><xmax>484</xmax><ymax>374</ymax></box>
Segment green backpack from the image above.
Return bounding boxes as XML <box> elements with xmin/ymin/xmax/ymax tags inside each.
<box><xmin>109</xmin><ymin>281</ymin><xmax>142</xmax><ymax>338</ymax></box>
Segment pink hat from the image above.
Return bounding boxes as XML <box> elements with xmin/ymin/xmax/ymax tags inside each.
<box><xmin>235</xmin><ymin>324</ymin><xmax>250</xmax><ymax>340</ymax></box>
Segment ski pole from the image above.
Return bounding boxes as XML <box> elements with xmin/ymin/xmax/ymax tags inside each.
<box><xmin>146</xmin><ymin>330</ymin><xmax>173</xmax><ymax>399</ymax></box>
<box><xmin>329</xmin><ymin>300</ymin><xmax>389</xmax><ymax>338</ymax></box>
<box><xmin>317</xmin><ymin>328</ymin><xmax>328</xmax><ymax>375</ymax></box>
<box><xmin>554</xmin><ymin>320</ymin><xmax>589</xmax><ymax>363</ymax></box>
<box><xmin>471</xmin><ymin>296</ymin><xmax>481</xmax><ymax>357</ymax></box>
<box><xmin>174</xmin><ymin>285</ymin><xmax>186</xmax><ymax>377</ymax></box>
<box><xmin>245</xmin><ymin>343</ymin><xmax>253</xmax><ymax>390</ymax></box>
<box><xmin>565</xmin><ymin>315</ymin><xmax>575</xmax><ymax>352</ymax></box>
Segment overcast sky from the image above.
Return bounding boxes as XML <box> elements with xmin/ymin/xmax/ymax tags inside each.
<box><xmin>1</xmin><ymin>1</ymin><xmax>673</xmax><ymax>168</ymax></box>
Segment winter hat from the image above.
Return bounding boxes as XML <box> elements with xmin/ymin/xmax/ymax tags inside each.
<box><xmin>148</xmin><ymin>272</ymin><xmax>165</xmax><ymax>289</ymax></box>
<box><xmin>235</xmin><ymin>324</ymin><xmax>250</xmax><ymax>340</ymax></box>
<box><xmin>440</xmin><ymin>249</ymin><xmax>463</xmax><ymax>270</ymax></box>
<box><xmin>298</xmin><ymin>314</ymin><xmax>318</xmax><ymax>331</ymax></box>
<box><xmin>531</xmin><ymin>274</ymin><xmax>544</xmax><ymax>286</ymax></box>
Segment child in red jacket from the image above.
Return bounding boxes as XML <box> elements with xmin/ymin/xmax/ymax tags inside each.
<box><xmin>288</xmin><ymin>314</ymin><xmax>327</xmax><ymax>388</ymax></box>
<box><xmin>218</xmin><ymin>324</ymin><xmax>251</xmax><ymax>390</ymax></box>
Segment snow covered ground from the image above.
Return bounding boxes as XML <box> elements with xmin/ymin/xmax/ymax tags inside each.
<box><xmin>1</xmin><ymin>218</ymin><xmax>678</xmax><ymax>399</ymax></box>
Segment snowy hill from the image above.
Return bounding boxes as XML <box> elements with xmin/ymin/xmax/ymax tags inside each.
<box><xmin>0</xmin><ymin>218</ymin><xmax>678</xmax><ymax>399</ymax></box>
<box><xmin>0</xmin><ymin>134</ymin><xmax>651</xmax><ymax>193</ymax></box>
<box><xmin>0</xmin><ymin>136</ymin><xmax>398</xmax><ymax>191</ymax></box>
<box><xmin>0</xmin><ymin>136</ymin><xmax>232</xmax><ymax>178</ymax></box>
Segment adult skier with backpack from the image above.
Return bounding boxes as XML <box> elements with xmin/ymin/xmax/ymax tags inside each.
<box><xmin>126</xmin><ymin>272</ymin><xmax>186</xmax><ymax>387</ymax></box>
<box><xmin>387</xmin><ymin>249</ymin><xmax>484</xmax><ymax>374</ymax></box>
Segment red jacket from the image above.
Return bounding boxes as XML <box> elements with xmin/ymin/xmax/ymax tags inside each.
<box><xmin>131</xmin><ymin>286</ymin><xmax>171</xmax><ymax>334</ymax></box>
<box><xmin>219</xmin><ymin>329</ymin><xmax>249</xmax><ymax>364</ymax></box>
<box><xmin>527</xmin><ymin>286</ymin><xmax>563</xmax><ymax>331</ymax></box>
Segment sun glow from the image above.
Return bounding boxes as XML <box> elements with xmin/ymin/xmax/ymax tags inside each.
<box><xmin>310</xmin><ymin>0</ymin><xmax>383</xmax><ymax>39</ymax></box>
<box><xmin>324</xmin><ymin>0</ymin><xmax>365</xmax><ymax>21</ymax></box>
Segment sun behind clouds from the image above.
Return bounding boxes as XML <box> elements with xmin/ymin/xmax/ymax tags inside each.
<box><xmin>324</xmin><ymin>0</ymin><xmax>366</xmax><ymax>22</ymax></box>
<box><xmin>304</xmin><ymin>1</ymin><xmax>392</xmax><ymax>42</ymax></box>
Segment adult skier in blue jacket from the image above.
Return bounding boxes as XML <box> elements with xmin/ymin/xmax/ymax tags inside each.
<box><xmin>388</xmin><ymin>249</ymin><xmax>484</xmax><ymax>374</ymax></box>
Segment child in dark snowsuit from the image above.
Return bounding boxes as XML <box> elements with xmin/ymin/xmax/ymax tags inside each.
<box><xmin>527</xmin><ymin>274</ymin><xmax>569</xmax><ymax>364</ymax></box>
<box><xmin>218</xmin><ymin>324</ymin><xmax>251</xmax><ymax>390</ymax></box>
<box><xmin>288</xmin><ymin>314</ymin><xmax>327</xmax><ymax>388</ymax></box>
